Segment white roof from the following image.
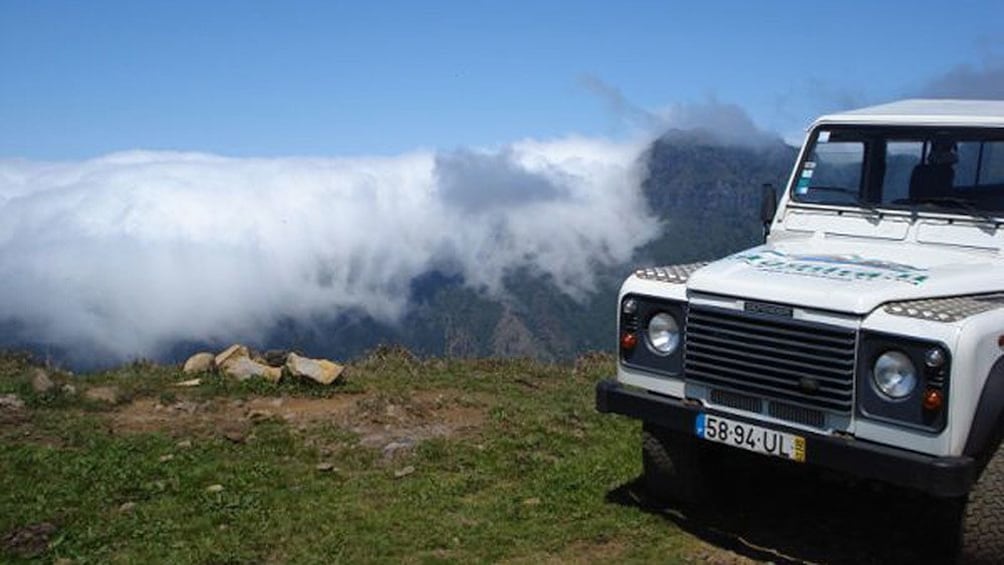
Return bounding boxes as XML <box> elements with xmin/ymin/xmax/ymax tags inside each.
<box><xmin>812</xmin><ymin>99</ymin><xmax>1004</xmax><ymax>129</ymax></box>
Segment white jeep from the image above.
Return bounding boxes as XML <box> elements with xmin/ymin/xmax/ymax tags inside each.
<box><xmin>596</xmin><ymin>99</ymin><xmax>1004</xmax><ymax>562</ymax></box>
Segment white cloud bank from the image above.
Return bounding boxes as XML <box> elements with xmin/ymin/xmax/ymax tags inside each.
<box><xmin>0</xmin><ymin>137</ymin><xmax>659</xmax><ymax>362</ymax></box>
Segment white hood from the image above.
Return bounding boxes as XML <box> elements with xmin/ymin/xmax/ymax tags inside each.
<box><xmin>686</xmin><ymin>239</ymin><xmax>1004</xmax><ymax>314</ymax></box>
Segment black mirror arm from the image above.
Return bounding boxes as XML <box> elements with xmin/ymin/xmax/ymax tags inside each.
<box><xmin>760</xmin><ymin>183</ymin><xmax>778</xmax><ymax>241</ymax></box>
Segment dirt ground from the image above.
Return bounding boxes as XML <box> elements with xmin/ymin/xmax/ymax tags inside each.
<box><xmin>109</xmin><ymin>389</ymin><xmax>487</xmax><ymax>458</ymax></box>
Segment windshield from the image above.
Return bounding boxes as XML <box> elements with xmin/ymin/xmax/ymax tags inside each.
<box><xmin>791</xmin><ymin>126</ymin><xmax>1004</xmax><ymax>217</ymax></box>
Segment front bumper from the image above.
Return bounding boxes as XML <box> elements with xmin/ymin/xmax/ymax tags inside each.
<box><xmin>596</xmin><ymin>379</ymin><xmax>976</xmax><ymax>498</ymax></box>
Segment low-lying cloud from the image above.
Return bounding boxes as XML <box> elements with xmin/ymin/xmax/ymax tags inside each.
<box><xmin>0</xmin><ymin>138</ymin><xmax>659</xmax><ymax>363</ymax></box>
<box><xmin>580</xmin><ymin>74</ymin><xmax>782</xmax><ymax>147</ymax></box>
<box><xmin>919</xmin><ymin>58</ymin><xmax>1004</xmax><ymax>99</ymax></box>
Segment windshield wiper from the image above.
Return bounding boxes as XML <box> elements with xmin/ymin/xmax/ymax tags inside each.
<box><xmin>910</xmin><ymin>196</ymin><xmax>999</xmax><ymax>225</ymax></box>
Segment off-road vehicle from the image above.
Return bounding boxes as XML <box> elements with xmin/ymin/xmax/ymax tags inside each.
<box><xmin>596</xmin><ymin>99</ymin><xmax>1004</xmax><ymax>562</ymax></box>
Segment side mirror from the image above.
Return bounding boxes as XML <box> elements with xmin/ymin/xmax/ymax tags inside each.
<box><xmin>760</xmin><ymin>183</ymin><xmax>777</xmax><ymax>240</ymax></box>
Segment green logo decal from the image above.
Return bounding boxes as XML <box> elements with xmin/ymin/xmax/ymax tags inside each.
<box><xmin>731</xmin><ymin>251</ymin><xmax>929</xmax><ymax>286</ymax></box>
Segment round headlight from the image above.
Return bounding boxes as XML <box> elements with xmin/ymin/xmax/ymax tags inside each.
<box><xmin>646</xmin><ymin>313</ymin><xmax>680</xmax><ymax>356</ymax></box>
<box><xmin>872</xmin><ymin>351</ymin><xmax>917</xmax><ymax>399</ymax></box>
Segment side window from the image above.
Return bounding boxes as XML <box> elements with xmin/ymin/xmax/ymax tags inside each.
<box><xmin>978</xmin><ymin>142</ymin><xmax>1004</xmax><ymax>185</ymax></box>
<box><xmin>955</xmin><ymin>141</ymin><xmax>981</xmax><ymax>187</ymax></box>
<box><xmin>882</xmin><ymin>141</ymin><xmax>923</xmax><ymax>203</ymax></box>
<box><xmin>795</xmin><ymin>135</ymin><xmax>864</xmax><ymax>204</ymax></box>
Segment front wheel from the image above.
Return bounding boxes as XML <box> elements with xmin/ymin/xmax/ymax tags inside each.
<box><xmin>956</xmin><ymin>441</ymin><xmax>1004</xmax><ymax>563</ymax></box>
<box><xmin>642</xmin><ymin>422</ymin><xmax>705</xmax><ymax>505</ymax></box>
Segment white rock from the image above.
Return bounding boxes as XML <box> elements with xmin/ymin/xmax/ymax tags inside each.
<box><xmin>0</xmin><ymin>394</ymin><xmax>25</xmax><ymax>410</ymax></box>
<box><xmin>394</xmin><ymin>465</ymin><xmax>416</xmax><ymax>478</ymax></box>
<box><xmin>182</xmin><ymin>352</ymin><xmax>215</xmax><ymax>374</ymax></box>
<box><xmin>173</xmin><ymin>378</ymin><xmax>202</xmax><ymax>387</ymax></box>
<box><xmin>30</xmin><ymin>369</ymin><xmax>55</xmax><ymax>394</ymax></box>
<box><xmin>214</xmin><ymin>344</ymin><xmax>250</xmax><ymax>369</ymax></box>
<box><xmin>285</xmin><ymin>353</ymin><xmax>344</xmax><ymax>385</ymax></box>
<box><xmin>220</xmin><ymin>355</ymin><xmax>282</xmax><ymax>382</ymax></box>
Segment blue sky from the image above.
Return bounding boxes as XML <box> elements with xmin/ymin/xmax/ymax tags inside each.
<box><xmin>2</xmin><ymin>0</ymin><xmax>1003</xmax><ymax>159</ymax></box>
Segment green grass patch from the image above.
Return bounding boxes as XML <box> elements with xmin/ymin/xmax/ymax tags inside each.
<box><xmin>0</xmin><ymin>349</ymin><xmax>697</xmax><ymax>563</ymax></box>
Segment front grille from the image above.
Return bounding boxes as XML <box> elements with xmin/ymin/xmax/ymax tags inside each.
<box><xmin>710</xmin><ymin>388</ymin><xmax>762</xmax><ymax>413</ymax></box>
<box><xmin>686</xmin><ymin>305</ymin><xmax>856</xmax><ymax>413</ymax></box>
<box><xmin>769</xmin><ymin>401</ymin><xmax>827</xmax><ymax>428</ymax></box>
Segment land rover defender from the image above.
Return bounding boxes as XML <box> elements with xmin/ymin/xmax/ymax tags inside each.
<box><xmin>596</xmin><ymin>99</ymin><xmax>1004</xmax><ymax>562</ymax></box>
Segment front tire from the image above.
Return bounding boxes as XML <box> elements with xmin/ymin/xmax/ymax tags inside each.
<box><xmin>642</xmin><ymin>422</ymin><xmax>705</xmax><ymax>505</ymax></box>
<box><xmin>957</xmin><ymin>441</ymin><xmax>1004</xmax><ymax>563</ymax></box>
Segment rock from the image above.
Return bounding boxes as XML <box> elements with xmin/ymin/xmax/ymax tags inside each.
<box><xmin>206</xmin><ymin>484</ymin><xmax>224</xmax><ymax>493</ymax></box>
<box><xmin>30</xmin><ymin>369</ymin><xmax>55</xmax><ymax>394</ymax></box>
<box><xmin>220</xmin><ymin>355</ymin><xmax>282</xmax><ymax>382</ymax></box>
<box><xmin>382</xmin><ymin>438</ymin><xmax>416</xmax><ymax>459</ymax></box>
<box><xmin>522</xmin><ymin>497</ymin><xmax>541</xmax><ymax>506</ymax></box>
<box><xmin>247</xmin><ymin>409</ymin><xmax>273</xmax><ymax>422</ymax></box>
<box><xmin>222</xmin><ymin>428</ymin><xmax>247</xmax><ymax>444</ymax></box>
<box><xmin>159</xmin><ymin>454</ymin><xmax>174</xmax><ymax>462</ymax></box>
<box><xmin>172</xmin><ymin>378</ymin><xmax>202</xmax><ymax>387</ymax></box>
<box><xmin>118</xmin><ymin>501</ymin><xmax>137</xmax><ymax>513</ymax></box>
<box><xmin>171</xmin><ymin>400</ymin><xmax>200</xmax><ymax>414</ymax></box>
<box><xmin>393</xmin><ymin>465</ymin><xmax>416</xmax><ymax>478</ymax></box>
<box><xmin>176</xmin><ymin>440</ymin><xmax>192</xmax><ymax>449</ymax></box>
<box><xmin>61</xmin><ymin>384</ymin><xmax>77</xmax><ymax>396</ymax></box>
<box><xmin>0</xmin><ymin>394</ymin><xmax>25</xmax><ymax>411</ymax></box>
<box><xmin>182</xmin><ymin>352</ymin><xmax>215</xmax><ymax>374</ymax></box>
<box><xmin>285</xmin><ymin>353</ymin><xmax>344</xmax><ymax>385</ymax></box>
<box><xmin>214</xmin><ymin>344</ymin><xmax>249</xmax><ymax>369</ymax></box>
<box><xmin>262</xmin><ymin>349</ymin><xmax>290</xmax><ymax>367</ymax></box>
<box><xmin>84</xmin><ymin>386</ymin><xmax>120</xmax><ymax>404</ymax></box>
<box><xmin>315</xmin><ymin>462</ymin><xmax>336</xmax><ymax>472</ymax></box>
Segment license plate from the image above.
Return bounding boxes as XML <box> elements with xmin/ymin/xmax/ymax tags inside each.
<box><xmin>695</xmin><ymin>413</ymin><xmax>806</xmax><ymax>462</ymax></box>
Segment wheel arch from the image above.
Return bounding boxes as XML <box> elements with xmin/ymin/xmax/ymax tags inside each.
<box><xmin>963</xmin><ymin>355</ymin><xmax>1004</xmax><ymax>471</ymax></box>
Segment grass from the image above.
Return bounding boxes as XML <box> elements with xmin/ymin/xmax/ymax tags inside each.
<box><xmin>0</xmin><ymin>349</ymin><xmax>703</xmax><ymax>564</ymax></box>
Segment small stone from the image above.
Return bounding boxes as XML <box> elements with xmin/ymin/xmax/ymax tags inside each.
<box><xmin>118</xmin><ymin>501</ymin><xmax>137</xmax><ymax>513</ymax></box>
<box><xmin>182</xmin><ymin>352</ymin><xmax>215</xmax><ymax>374</ymax></box>
<box><xmin>382</xmin><ymin>438</ymin><xmax>416</xmax><ymax>459</ymax></box>
<box><xmin>84</xmin><ymin>386</ymin><xmax>120</xmax><ymax>404</ymax></box>
<box><xmin>30</xmin><ymin>369</ymin><xmax>55</xmax><ymax>394</ymax></box>
<box><xmin>247</xmin><ymin>409</ymin><xmax>273</xmax><ymax>422</ymax></box>
<box><xmin>61</xmin><ymin>384</ymin><xmax>77</xmax><ymax>396</ymax></box>
<box><xmin>394</xmin><ymin>465</ymin><xmax>416</xmax><ymax>478</ymax></box>
<box><xmin>206</xmin><ymin>484</ymin><xmax>224</xmax><ymax>493</ymax></box>
<box><xmin>222</xmin><ymin>428</ymin><xmax>247</xmax><ymax>444</ymax></box>
<box><xmin>159</xmin><ymin>454</ymin><xmax>174</xmax><ymax>462</ymax></box>
<box><xmin>315</xmin><ymin>462</ymin><xmax>335</xmax><ymax>472</ymax></box>
<box><xmin>0</xmin><ymin>393</ymin><xmax>25</xmax><ymax>411</ymax></box>
<box><xmin>176</xmin><ymin>440</ymin><xmax>192</xmax><ymax>449</ymax></box>
<box><xmin>172</xmin><ymin>378</ymin><xmax>202</xmax><ymax>387</ymax></box>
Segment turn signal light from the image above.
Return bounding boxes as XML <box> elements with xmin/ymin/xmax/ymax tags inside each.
<box><xmin>620</xmin><ymin>332</ymin><xmax>638</xmax><ymax>351</ymax></box>
<box><xmin>922</xmin><ymin>389</ymin><xmax>944</xmax><ymax>411</ymax></box>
